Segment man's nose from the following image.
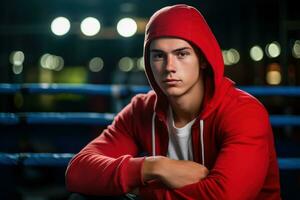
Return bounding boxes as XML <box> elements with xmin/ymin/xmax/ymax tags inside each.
<box><xmin>165</xmin><ymin>54</ymin><xmax>176</xmax><ymax>72</ymax></box>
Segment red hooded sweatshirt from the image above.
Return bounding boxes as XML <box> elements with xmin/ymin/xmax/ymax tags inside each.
<box><xmin>66</xmin><ymin>4</ymin><xmax>281</xmax><ymax>199</ymax></box>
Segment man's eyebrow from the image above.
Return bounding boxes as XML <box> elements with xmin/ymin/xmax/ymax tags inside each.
<box><xmin>172</xmin><ymin>47</ymin><xmax>192</xmax><ymax>52</ymax></box>
<box><xmin>150</xmin><ymin>47</ymin><xmax>192</xmax><ymax>53</ymax></box>
<box><xmin>150</xmin><ymin>49</ymin><xmax>164</xmax><ymax>53</ymax></box>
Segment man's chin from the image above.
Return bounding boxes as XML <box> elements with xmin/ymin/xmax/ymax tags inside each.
<box><xmin>163</xmin><ymin>89</ymin><xmax>184</xmax><ymax>98</ymax></box>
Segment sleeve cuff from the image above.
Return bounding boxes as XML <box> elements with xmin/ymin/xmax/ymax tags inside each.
<box><xmin>125</xmin><ymin>156</ymin><xmax>146</xmax><ymax>189</ymax></box>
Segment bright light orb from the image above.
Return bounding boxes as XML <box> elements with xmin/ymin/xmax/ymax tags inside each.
<box><xmin>250</xmin><ymin>45</ymin><xmax>264</xmax><ymax>61</ymax></box>
<box><xmin>265</xmin><ymin>42</ymin><xmax>281</xmax><ymax>58</ymax></box>
<box><xmin>81</xmin><ymin>17</ymin><xmax>101</xmax><ymax>36</ymax></box>
<box><xmin>51</xmin><ymin>17</ymin><xmax>71</xmax><ymax>36</ymax></box>
<box><xmin>117</xmin><ymin>18</ymin><xmax>137</xmax><ymax>37</ymax></box>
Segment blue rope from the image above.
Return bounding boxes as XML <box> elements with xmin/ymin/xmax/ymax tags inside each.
<box><xmin>278</xmin><ymin>158</ymin><xmax>300</xmax><ymax>170</ymax></box>
<box><xmin>1</xmin><ymin>84</ymin><xmax>300</xmax><ymax>96</ymax></box>
<box><xmin>24</xmin><ymin>84</ymin><xmax>129</xmax><ymax>97</ymax></box>
<box><xmin>0</xmin><ymin>153</ymin><xmax>299</xmax><ymax>169</ymax></box>
<box><xmin>0</xmin><ymin>153</ymin><xmax>73</xmax><ymax>166</ymax></box>
<box><xmin>0</xmin><ymin>84</ymin><xmax>132</xmax><ymax>96</ymax></box>
<box><xmin>0</xmin><ymin>113</ymin><xmax>19</xmax><ymax>124</ymax></box>
<box><xmin>239</xmin><ymin>86</ymin><xmax>300</xmax><ymax>96</ymax></box>
<box><xmin>270</xmin><ymin>115</ymin><xmax>300</xmax><ymax>126</ymax></box>
<box><xmin>26</xmin><ymin>112</ymin><xmax>115</xmax><ymax>125</ymax></box>
<box><xmin>0</xmin><ymin>84</ymin><xmax>20</xmax><ymax>94</ymax></box>
<box><xmin>1</xmin><ymin>113</ymin><xmax>300</xmax><ymax>126</ymax></box>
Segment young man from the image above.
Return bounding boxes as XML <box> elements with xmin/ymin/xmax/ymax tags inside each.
<box><xmin>66</xmin><ymin>4</ymin><xmax>281</xmax><ymax>199</ymax></box>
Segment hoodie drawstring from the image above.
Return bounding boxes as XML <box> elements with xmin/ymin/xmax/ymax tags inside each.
<box><xmin>200</xmin><ymin>119</ymin><xmax>205</xmax><ymax>166</ymax></box>
<box><xmin>152</xmin><ymin>112</ymin><xmax>156</xmax><ymax>157</ymax></box>
<box><xmin>151</xmin><ymin>113</ymin><xmax>205</xmax><ymax>165</ymax></box>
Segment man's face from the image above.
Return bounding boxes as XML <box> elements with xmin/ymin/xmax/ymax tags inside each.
<box><xmin>149</xmin><ymin>37</ymin><xmax>204</xmax><ymax>98</ymax></box>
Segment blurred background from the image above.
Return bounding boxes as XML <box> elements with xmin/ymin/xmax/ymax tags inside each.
<box><xmin>0</xmin><ymin>0</ymin><xmax>300</xmax><ymax>199</ymax></box>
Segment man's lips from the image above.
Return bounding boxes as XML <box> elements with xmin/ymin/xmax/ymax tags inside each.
<box><xmin>163</xmin><ymin>79</ymin><xmax>181</xmax><ymax>84</ymax></box>
<box><xmin>164</xmin><ymin>78</ymin><xmax>180</xmax><ymax>82</ymax></box>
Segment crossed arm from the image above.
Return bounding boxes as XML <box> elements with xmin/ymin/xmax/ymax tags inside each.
<box><xmin>134</xmin><ymin>156</ymin><xmax>209</xmax><ymax>192</ymax></box>
<box><xmin>66</xmin><ymin>99</ymin><xmax>275</xmax><ymax>199</ymax></box>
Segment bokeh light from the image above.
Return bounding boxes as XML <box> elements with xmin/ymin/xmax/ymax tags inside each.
<box><xmin>80</xmin><ymin>17</ymin><xmax>101</xmax><ymax>36</ymax></box>
<box><xmin>117</xmin><ymin>18</ymin><xmax>137</xmax><ymax>37</ymax></box>
<box><xmin>51</xmin><ymin>17</ymin><xmax>71</xmax><ymax>36</ymax></box>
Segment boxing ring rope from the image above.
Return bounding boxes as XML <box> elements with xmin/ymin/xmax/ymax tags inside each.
<box><xmin>0</xmin><ymin>112</ymin><xmax>300</xmax><ymax>126</ymax></box>
<box><xmin>0</xmin><ymin>83</ymin><xmax>150</xmax><ymax>97</ymax></box>
<box><xmin>1</xmin><ymin>83</ymin><xmax>300</xmax><ymax>96</ymax></box>
<box><xmin>1</xmin><ymin>83</ymin><xmax>300</xmax><ymax>169</ymax></box>
<box><xmin>0</xmin><ymin>112</ymin><xmax>115</xmax><ymax>125</ymax></box>
<box><xmin>0</xmin><ymin>153</ymin><xmax>73</xmax><ymax>167</ymax></box>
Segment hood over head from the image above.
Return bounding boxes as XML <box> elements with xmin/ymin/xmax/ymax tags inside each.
<box><xmin>143</xmin><ymin>4</ymin><xmax>227</xmax><ymax>119</ymax></box>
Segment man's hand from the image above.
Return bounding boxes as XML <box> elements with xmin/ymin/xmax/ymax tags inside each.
<box><xmin>142</xmin><ymin>156</ymin><xmax>209</xmax><ymax>189</ymax></box>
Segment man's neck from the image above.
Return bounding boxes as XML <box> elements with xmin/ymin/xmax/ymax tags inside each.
<box><xmin>169</xmin><ymin>84</ymin><xmax>204</xmax><ymax>128</ymax></box>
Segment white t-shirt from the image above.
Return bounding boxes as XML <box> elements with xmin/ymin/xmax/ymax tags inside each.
<box><xmin>167</xmin><ymin>108</ymin><xmax>196</xmax><ymax>160</ymax></box>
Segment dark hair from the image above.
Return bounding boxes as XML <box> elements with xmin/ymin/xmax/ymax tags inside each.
<box><xmin>190</xmin><ymin>42</ymin><xmax>213</xmax><ymax>78</ymax></box>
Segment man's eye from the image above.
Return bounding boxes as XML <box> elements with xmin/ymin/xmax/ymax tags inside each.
<box><xmin>152</xmin><ymin>53</ymin><xmax>164</xmax><ymax>60</ymax></box>
<box><xmin>177</xmin><ymin>51</ymin><xmax>189</xmax><ymax>58</ymax></box>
